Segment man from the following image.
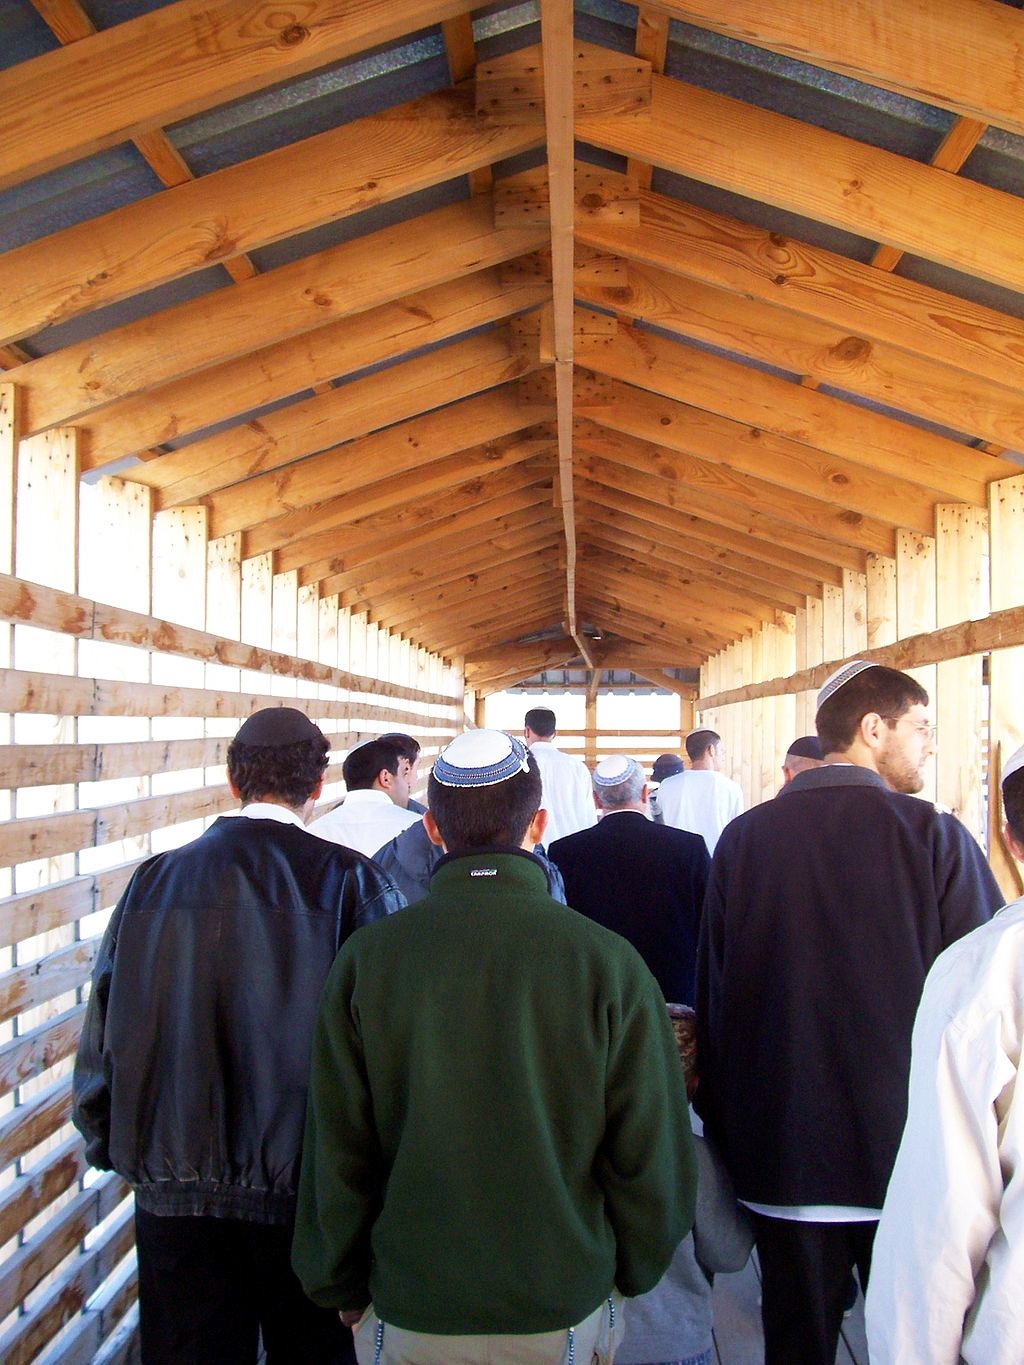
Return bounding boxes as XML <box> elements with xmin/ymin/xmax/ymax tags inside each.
<box><xmin>648</xmin><ymin>752</ymin><xmax>685</xmax><ymax>824</ymax></box>
<box><xmin>656</xmin><ymin>728</ymin><xmax>743</xmax><ymax>855</ymax></box>
<box><xmin>781</xmin><ymin>734</ymin><xmax>823</xmax><ymax>785</ymax></box>
<box><xmin>379</xmin><ymin>731</ymin><xmax>426</xmax><ymax>813</ymax></box>
<box><xmin>695</xmin><ymin>661</ymin><xmax>1003</xmax><ymax>1365</ymax></box>
<box><xmin>523</xmin><ymin>706</ymin><xmax>596</xmax><ymax>845</ymax></box>
<box><xmin>310</xmin><ymin>735</ymin><xmax>421</xmax><ymax>856</ymax></box>
<box><xmin>72</xmin><ymin>707</ymin><xmax>404</xmax><ymax>1365</ymax></box>
<box><xmin>866</xmin><ymin>740</ymin><xmax>1024</xmax><ymax>1365</ymax></box>
<box><xmin>548</xmin><ymin>754</ymin><xmax>710</xmax><ymax>1005</ymax></box>
<box><xmin>293</xmin><ymin>730</ymin><xmax>697</xmax><ymax>1365</ymax></box>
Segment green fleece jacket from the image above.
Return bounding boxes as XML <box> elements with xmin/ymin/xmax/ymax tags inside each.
<box><xmin>292</xmin><ymin>849</ymin><xmax>696</xmax><ymax>1335</ymax></box>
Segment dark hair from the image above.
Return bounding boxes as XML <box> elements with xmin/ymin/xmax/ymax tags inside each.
<box><xmin>816</xmin><ymin>665</ymin><xmax>928</xmax><ymax>755</ymax></box>
<box><xmin>380</xmin><ymin>732</ymin><xmax>420</xmax><ymax>762</ymax></box>
<box><xmin>524</xmin><ymin>707</ymin><xmax>556</xmax><ymax>738</ymax></box>
<box><xmin>343</xmin><ymin>737</ymin><xmax>405</xmax><ymax>791</ymax></box>
<box><xmin>226</xmin><ymin>736</ymin><xmax>329</xmax><ymax>807</ymax></box>
<box><xmin>428</xmin><ymin>753</ymin><xmax>543</xmax><ymax>853</ymax></box>
<box><xmin>685</xmin><ymin>729</ymin><xmax>720</xmax><ymax>762</ymax></box>
<box><xmin>1005</xmin><ymin>770</ymin><xmax>1024</xmax><ymax>845</ymax></box>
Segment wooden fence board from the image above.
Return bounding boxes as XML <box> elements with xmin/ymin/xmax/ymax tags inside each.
<box><xmin>0</xmin><ymin>1077</ymin><xmax>74</xmax><ymax>1171</ymax></box>
<box><xmin>0</xmin><ymin>866</ymin><xmax>140</xmax><ymax>952</ymax></box>
<box><xmin>0</xmin><ymin>940</ymin><xmax>99</xmax><ymax>1026</ymax></box>
<box><xmin>0</xmin><ymin>1006</ymin><xmax>84</xmax><ymax>1100</ymax></box>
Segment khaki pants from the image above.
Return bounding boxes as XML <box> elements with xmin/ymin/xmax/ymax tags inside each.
<box><xmin>353</xmin><ymin>1292</ymin><xmax>625</xmax><ymax>1365</ymax></box>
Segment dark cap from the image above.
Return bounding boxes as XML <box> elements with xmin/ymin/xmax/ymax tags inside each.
<box><xmin>233</xmin><ymin>707</ymin><xmax>326</xmax><ymax>747</ymax></box>
<box><xmin>786</xmin><ymin>735</ymin><xmax>822</xmax><ymax>760</ymax></box>
<box><xmin>652</xmin><ymin>753</ymin><xmax>685</xmax><ymax>782</ymax></box>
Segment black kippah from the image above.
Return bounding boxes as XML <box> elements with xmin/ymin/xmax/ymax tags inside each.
<box><xmin>233</xmin><ymin>707</ymin><xmax>325</xmax><ymax>747</ymax></box>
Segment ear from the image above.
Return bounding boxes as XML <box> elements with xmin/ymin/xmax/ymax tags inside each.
<box><xmin>310</xmin><ymin>776</ymin><xmax>324</xmax><ymax>802</ymax></box>
<box><xmin>526</xmin><ymin>808</ymin><xmax>548</xmax><ymax>848</ymax></box>
<box><xmin>1005</xmin><ymin>821</ymin><xmax>1024</xmax><ymax>866</ymax></box>
<box><xmin>640</xmin><ymin>783</ymin><xmax>649</xmax><ymax>803</ymax></box>
<box><xmin>228</xmin><ymin>774</ymin><xmax>242</xmax><ymax>801</ymax></box>
<box><xmin>423</xmin><ymin>810</ymin><xmax>446</xmax><ymax>849</ymax></box>
<box><xmin>859</xmin><ymin>711</ymin><xmax>887</xmax><ymax>750</ymax></box>
<box><xmin>376</xmin><ymin>767</ymin><xmax>394</xmax><ymax>792</ymax></box>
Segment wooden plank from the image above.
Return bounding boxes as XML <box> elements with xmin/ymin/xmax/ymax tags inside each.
<box><xmin>0</xmin><ymin>0</ymin><xmax>475</xmax><ymax>189</ymax></box>
<box><xmin>135</xmin><ymin>331</ymin><xmax>534</xmax><ymax>506</ymax></box>
<box><xmin>576</xmin><ymin>372</ymin><xmax>946</xmax><ymax>529</ymax></box>
<box><xmin>0</xmin><ymin>865</ymin><xmax>139</xmax><ymax>953</ymax></box>
<box><xmin>935</xmin><ymin>506</ymin><xmax>987</xmax><ymax>832</ymax></box>
<box><xmin>1</xmin><ymin>86</ymin><xmax>543</xmax><ymax>346</ymax></box>
<box><xmin>0</xmin><ymin>573</ymin><xmax>452</xmax><ymax>704</ymax></box>
<box><xmin>866</xmin><ymin>554</ymin><xmax>898</xmax><ymax>650</ymax></box>
<box><xmin>651</xmin><ymin>0</ymin><xmax>1024</xmax><ymax>138</ymax></box>
<box><xmin>577</xmin><ymin>185</ymin><xmax>1024</xmax><ymax>396</ymax></box>
<box><xmin>0</xmin><ymin>1075</ymin><xmax>73</xmax><ymax>1170</ymax></box>
<box><xmin>78</xmin><ymin>266</ymin><xmax>547</xmax><ymax>465</ymax></box>
<box><xmin>988</xmin><ymin>476</ymin><xmax>1024</xmax><ymax>896</ymax></box>
<box><xmin>18</xmin><ymin>196</ymin><xmax>547</xmax><ymax>442</ymax></box>
<box><xmin>578</xmin><ymin>74</ymin><xmax>1024</xmax><ymax>294</ymax></box>
<box><xmin>0</xmin><ymin>1132</ymin><xmax>85</xmax><ymax>1249</ymax></box>
<box><xmin>576</xmin><ymin>327</ymin><xmax>993</xmax><ymax>508</ymax></box>
<box><xmin>575</xmin><ymin>421</ymin><xmax>895</xmax><ymax>558</ymax></box>
<box><xmin>0</xmin><ymin>937</ymin><xmax>98</xmax><ymax>1025</ymax></box>
<box><xmin>0</xmin><ymin>1006</ymin><xmax>83</xmax><ymax>1100</ymax></box>
<box><xmin>575</xmin><ymin>255</ymin><xmax>1024</xmax><ymax>456</ymax></box>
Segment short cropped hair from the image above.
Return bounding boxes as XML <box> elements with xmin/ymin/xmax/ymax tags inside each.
<box><xmin>595</xmin><ymin>764</ymin><xmax>645</xmax><ymax>810</ymax></box>
<box><xmin>380</xmin><ymin>732</ymin><xmax>420</xmax><ymax>763</ymax></box>
<box><xmin>524</xmin><ymin>707</ymin><xmax>557</xmax><ymax>739</ymax></box>
<box><xmin>428</xmin><ymin>753</ymin><xmax>543</xmax><ymax>854</ymax></box>
<box><xmin>343</xmin><ymin>737</ymin><xmax>405</xmax><ymax>791</ymax></box>
<box><xmin>816</xmin><ymin>665</ymin><xmax>928</xmax><ymax>755</ymax></box>
<box><xmin>227</xmin><ymin>736</ymin><xmax>330</xmax><ymax>807</ymax></box>
<box><xmin>1004</xmin><ymin>769</ymin><xmax>1024</xmax><ymax>845</ymax></box>
<box><xmin>685</xmin><ymin>729</ymin><xmax>720</xmax><ymax>762</ymax></box>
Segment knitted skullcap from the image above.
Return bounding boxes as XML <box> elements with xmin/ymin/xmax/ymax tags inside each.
<box><xmin>1004</xmin><ymin>743</ymin><xmax>1024</xmax><ymax>785</ymax></box>
<box><xmin>233</xmin><ymin>707</ymin><xmax>325</xmax><ymax>747</ymax></box>
<box><xmin>786</xmin><ymin>735</ymin><xmax>822</xmax><ymax>760</ymax></box>
<box><xmin>816</xmin><ymin>660</ymin><xmax>878</xmax><ymax>712</ymax></box>
<box><xmin>432</xmin><ymin>730</ymin><xmax>530</xmax><ymax>787</ymax></box>
<box><xmin>594</xmin><ymin>755</ymin><xmax>640</xmax><ymax>787</ymax></box>
<box><xmin>652</xmin><ymin>753</ymin><xmax>685</xmax><ymax>783</ymax></box>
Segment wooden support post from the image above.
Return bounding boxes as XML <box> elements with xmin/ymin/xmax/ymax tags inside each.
<box><xmin>989</xmin><ymin>476</ymin><xmax>1024</xmax><ymax>896</ymax></box>
<box><xmin>896</xmin><ymin>529</ymin><xmax>938</xmax><ymax>803</ymax></box>
<box><xmin>935</xmin><ymin>506</ymin><xmax>987</xmax><ymax>835</ymax></box>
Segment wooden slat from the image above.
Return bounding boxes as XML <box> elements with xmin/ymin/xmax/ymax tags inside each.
<box><xmin>578</xmin><ymin>74</ymin><xmax>1024</xmax><ymax>294</ymax></box>
<box><xmin>580</xmin><ymin>554</ymin><xmax>767</xmax><ymax>638</ymax></box>
<box><xmin>17</xmin><ymin>196</ymin><xmax>547</xmax><ymax>442</ymax></box>
<box><xmin>0</xmin><ymin>735</ymin><xmax>231</xmax><ymax>789</ymax></box>
<box><xmin>1</xmin><ymin>86</ymin><xmax>542</xmax><ymax>347</ymax></box>
<box><xmin>576</xmin><ymin>327</ymin><xmax>994</xmax><ymax>507</ymax></box>
<box><xmin>0</xmin><ymin>0</ymin><xmax>475</xmax><ymax>190</ymax></box>
<box><xmin>0</xmin><ymin>572</ymin><xmax>451</xmax><ymax>703</ymax></box>
<box><xmin>575</xmin><ymin>254</ymin><xmax>1024</xmax><ymax>456</ymax></box>
<box><xmin>0</xmin><ymin>938</ymin><xmax>98</xmax><ymax>1025</ymax></box>
<box><xmin>651</xmin><ymin>0</ymin><xmax>1024</xmax><ymax>138</ymax></box>
<box><xmin>577</xmin><ymin>184</ymin><xmax>1024</xmax><ymax>396</ymax></box>
<box><xmin>136</xmin><ymin>331</ymin><xmax>534</xmax><ymax>507</ymax></box>
<box><xmin>73</xmin><ymin>265</ymin><xmax>547</xmax><ymax>464</ymax></box>
<box><xmin>0</xmin><ymin>1133</ymin><xmax>86</xmax><ymax>1249</ymax></box>
<box><xmin>0</xmin><ymin>1007</ymin><xmax>83</xmax><ymax>1101</ymax></box>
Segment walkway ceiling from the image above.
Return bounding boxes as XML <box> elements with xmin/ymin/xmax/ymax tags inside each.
<box><xmin>2</xmin><ymin>0</ymin><xmax>1023</xmax><ymax>696</ymax></box>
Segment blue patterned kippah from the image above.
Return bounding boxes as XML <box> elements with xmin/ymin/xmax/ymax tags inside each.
<box><xmin>816</xmin><ymin>660</ymin><xmax>878</xmax><ymax>712</ymax></box>
<box><xmin>432</xmin><ymin>729</ymin><xmax>531</xmax><ymax>787</ymax></box>
<box><xmin>594</xmin><ymin>755</ymin><xmax>640</xmax><ymax>787</ymax></box>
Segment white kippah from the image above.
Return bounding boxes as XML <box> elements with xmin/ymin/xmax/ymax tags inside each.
<box><xmin>594</xmin><ymin>754</ymin><xmax>638</xmax><ymax>787</ymax></box>
<box><xmin>1004</xmin><ymin>742</ymin><xmax>1024</xmax><ymax>785</ymax></box>
<box><xmin>816</xmin><ymin>660</ymin><xmax>878</xmax><ymax>712</ymax></box>
<box><xmin>432</xmin><ymin>729</ymin><xmax>530</xmax><ymax>787</ymax></box>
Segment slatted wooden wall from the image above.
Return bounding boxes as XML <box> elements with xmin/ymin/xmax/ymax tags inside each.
<box><xmin>0</xmin><ymin>390</ymin><xmax>464</xmax><ymax>1362</ymax></box>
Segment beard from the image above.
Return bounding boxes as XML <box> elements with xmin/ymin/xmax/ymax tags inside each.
<box><xmin>876</xmin><ymin>740</ymin><xmax>926</xmax><ymax>795</ymax></box>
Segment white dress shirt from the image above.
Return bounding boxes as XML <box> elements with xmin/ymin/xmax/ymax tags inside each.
<box><xmin>527</xmin><ymin>741</ymin><xmax>597</xmax><ymax>847</ymax></box>
<box><xmin>655</xmin><ymin>770</ymin><xmax>743</xmax><ymax>856</ymax></box>
<box><xmin>309</xmin><ymin>788</ymin><xmax>421</xmax><ymax>858</ymax></box>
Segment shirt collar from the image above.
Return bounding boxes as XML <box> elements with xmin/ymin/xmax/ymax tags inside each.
<box><xmin>237</xmin><ymin>802</ymin><xmax>308</xmax><ymax>830</ymax></box>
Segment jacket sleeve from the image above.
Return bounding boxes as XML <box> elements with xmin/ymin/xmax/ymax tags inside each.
<box><xmin>865</xmin><ymin>954</ymin><xmax>1009</xmax><ymax>1364</ymax></box>
<box><xmin>935</xmin><ymin>814</ymin><xmax>1003</xmax><ymax>948</ymax></box>
<box><xmin>71</xmin><ymin>892</ymin><xmax>129</xmax><ymax>1169</ymax></box>
<box><xmin>596</xmin><ymin>966</ymin><xmax>698</xmax><ymax>1297</ymax></box>
<box><xmin>342</xmin><ymin>862</ymin><xmax>406</xmax><ymax>939</ymax></box>
<box><xmin>292</xmin><ymin>953</ymin><xmax>381</xmax><ymax>1311</ymax></box>
<box><xmin>691</xmin><ymin>1132</ymin><xmax>754</xmax><ymax>1275</ymax></box>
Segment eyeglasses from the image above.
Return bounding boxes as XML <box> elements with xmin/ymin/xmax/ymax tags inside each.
<box><xmin>881</xmin><ymin>716</ymin><xmax>937</xmax><ymax>741</ymax></box>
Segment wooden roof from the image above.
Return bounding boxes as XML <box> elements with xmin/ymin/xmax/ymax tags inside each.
<box><xmin>2</xmin><ymin>0</ymin><xmax>1023</xmax><ymax>695</ymax></box>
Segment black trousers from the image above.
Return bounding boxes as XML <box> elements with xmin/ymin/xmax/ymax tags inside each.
<box><xmin>752</xmin><ymin>1214</ymin><xmax>876</xmax><ymax>1365</ymax></box>
<box><xmin>134</xmin><ymin>1205</ymin><xmax>354</xmax><ymax>1365</ymax></box>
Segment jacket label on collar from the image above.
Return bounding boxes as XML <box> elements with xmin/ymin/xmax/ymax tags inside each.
<box><xmin>469</xmin><ymin>867</ymin><xmax>498</xmax><ymax>877</ymax></box>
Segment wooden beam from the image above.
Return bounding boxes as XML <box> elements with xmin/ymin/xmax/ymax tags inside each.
<box><xmin>648</xmin><ymin>0</ymin><xmax>1024</xmax><ymax>139</ymax></box>
<box><xmin>0</xmin><ymin>0</ymin><xmax>476</xmax><ymax>190</ymax></box>
<box><xmin>578</xmin><ymin>73</ymin><xmax>1024</xmax><ymax>294</ymax></box>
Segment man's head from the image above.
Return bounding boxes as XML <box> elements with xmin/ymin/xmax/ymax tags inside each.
<box><xmin>1003</xmin><ymin>743</ymin><xmax>1024</xmax><ymax>857</ymax></box>
<box><xmin>426</xmin><ymin>730</ymin><xmax>544</xmax><ymax>854</ymax></box>
<box><xmin>782</xmin><ymin>735</ymin><xmax>823</xmax><ymax>785</ymax></box>
<box><xmin>380</xmin><ymin>732</ymin><xmax>421</xmax><ymax>802</ymax></box>
<box><xmin>343</xmin><ymin>737</ymin><xmax>410</xmax><ymax>807</ymax></box>
<box><xmin>524</xmin><ymin>707</ymin><xmax>557</xmax><ymax>744</ymax></box>
<box><xmin>592</xmin><ymin>755</ymin><xmax>646</xmax><ymax>812</ymax></box>
<box><xmin>815</xmin><ymin>661</ymin><xmax>932</xmax><ymax>794</ymax></box>
<box><xmin>685</xmin><ymin>729</ymin><xmax>721</xmax><ymax>769</ymax></box>
<box><xmin>651</xmin><ymin>753</ymin><xmax>685</xmax><ymax>785</ymax></box>
<box><xmin>227</xmin><ymin>707</ymin><xmax>330</xmax><ymax>810</ymax></box>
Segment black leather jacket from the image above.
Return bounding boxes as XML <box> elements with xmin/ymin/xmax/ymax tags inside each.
<box><xmin>72</xmin><ymin>813</ymin><xmax>403</xmax><ymax>1224</ymax></box>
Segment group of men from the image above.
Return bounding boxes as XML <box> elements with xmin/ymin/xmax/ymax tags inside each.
<box><xmin>71</xmin><ymin>668</ymin><xmax>1024</xmax><ymax>1365</ymax></box>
